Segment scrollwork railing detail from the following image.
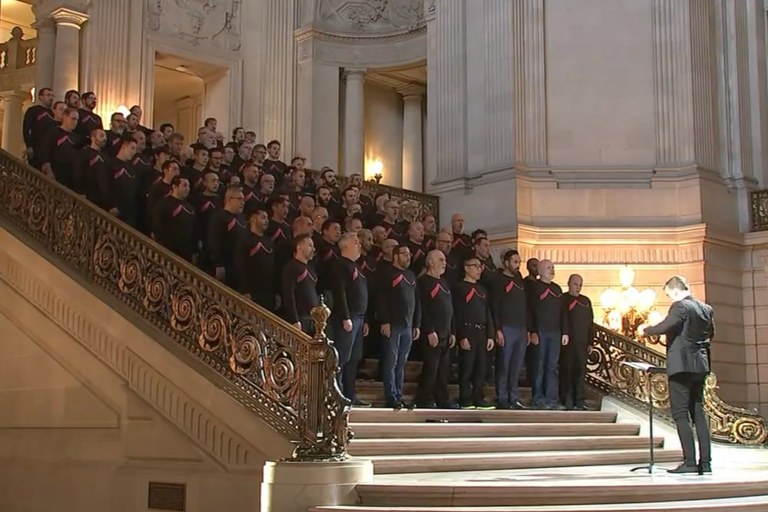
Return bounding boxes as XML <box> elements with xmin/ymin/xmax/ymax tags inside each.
<box><xmin>588</xmin><ymin>323</ymin><xmax>768</xmax><ymax>445</ymax></box>
<box><xmin>0</xmin><ymin>149</ymin><xmax>350</xmax><ymax>460</ymax></box>
<box><xmin>751</xmin><ymin>189</ymin><xmax>768</xmax><ymax>232</ymax></box>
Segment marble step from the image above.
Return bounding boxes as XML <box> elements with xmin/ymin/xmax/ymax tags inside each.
<box><xmin>348</xmin><ymin>435</ymin><xmax>663</xmax><ymax>456</ymax></box>
<box><xmin>359</xmin><ymin>448</ymin><xmax>683</xmax><ymax>474</ymax></box>
<box><xmin>349</xmin><ymin>408</ymin><xmax>618</xmax><ymax>424</ymax></box>
<box><xmin>349</xmin><ymin>421</ymin><xmax>641</xmax><ymax>439</ymax></box>
<box><xmin>351</xmin><ymin>476</ymin><xmax>768</xmax><ymax>507</ymax></box>
<box><xmin>310</xmin><ymin>495</ymin><xmax>768</xmax><ymax>511</ymax></box>
<box><xmin>358</xmin><ymin>359</ymin><xmax>530</xmax><ymax>384</ymax></box>
<box><xmin>355</xmin><ymin>381</ymin><xmax>598</xmax><ymax>402</ymax></box>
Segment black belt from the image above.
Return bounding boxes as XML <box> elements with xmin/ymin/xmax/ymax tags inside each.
<box><xmin>463</xmin><ymin>323</ymin><xmax>486</xmax><ymax>330</ymax></box>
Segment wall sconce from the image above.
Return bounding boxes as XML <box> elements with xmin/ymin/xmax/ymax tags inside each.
<box><xmin>599</xmin><ymin>265</ymin><xmax>662</xmax><ymax>339</ymax></box>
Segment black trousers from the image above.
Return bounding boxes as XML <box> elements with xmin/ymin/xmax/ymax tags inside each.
<box><xmin>669</xmin><ymin>372</ymin><xmax>711</xmax><ymax>466</ymax></box>
<box><xmin>560</xmin><ymin>339</ymin><xmax>588</xmax><ymax>407</ymax></box>
<box><xmin>415</xmin><ymin>336</ymin><xmax>451</xmax><ymax>407</ymax></box>
<box><xmin>458</xmin><ymin>326</ymin><xmax>488</xmax><ymax>406</ymax></box>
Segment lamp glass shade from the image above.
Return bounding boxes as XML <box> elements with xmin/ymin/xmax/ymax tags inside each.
<box><xmin>618</xmin><ymin>265</ymin><xmax>635</xmax><ymax>288</ymax></box>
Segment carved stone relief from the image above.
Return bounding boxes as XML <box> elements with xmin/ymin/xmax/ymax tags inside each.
<box><xmin>317</xmin><ymin>0</ymin><xmax>425</xmax><ymax>34</ymax></box>
<box><xmin>145</xmin><ymin>0</ymin><xmax>242</xmax><ymax>52</ymax></box>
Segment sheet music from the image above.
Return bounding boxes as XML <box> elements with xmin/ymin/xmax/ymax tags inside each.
<box><xmin>622</xmin><ymin>361</ymin><xmax>654</xmax><ymax>372</ymax></box>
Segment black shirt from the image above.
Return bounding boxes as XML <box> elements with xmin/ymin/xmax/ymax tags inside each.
<box><xmin>75</xmin><ymin>108</ymin><xmax>103</xmax><ymax>147</ymax></box>
<box><xmin>453</xmin><ymin>280</ymin><xmax>494</xmax><ymax>340</ymax></box>
<box><xmin>41</xmin><ymin>127</ymin><xmax>79</xmax><ymax>186</ymax></box>
<box><xmin>77</xmin><ymin>146</ymin><xmax>109</xmax><ymax>204</ymax></box>
<box><xmin>153</xmin><ymin>196</ymin><xmax>196</xmax><ymax>261</ymax></box>
<box><xmin>490</xmin><ymin>271</ymin><xmax>528</xmax><ymax>330</ymax></box>
<box><xmin>564</xmin><ymin>294</ymin><xmax>594</xmax><ymax>342</ymax></box>
<box><xmin>22</xmin><ymin>105</ymin><xmax>56</xmax><ymax>165</ymax></box>
<box><xmin>235</xmin><ymin>231</ymin><xmax>276</xmax><ymax>304</ymax></box>
<box><xmin>192</xmin><ymin>193</ymin><xmax>222</xmax><ymax>252</ymax></box>
<box><xmin>331</xmin><ymin>257</ymin><xmax>369</xmax><ymax>319</ymax></box>
<box><xmin>406</xmin><ymin>239</ymin><xmax>429</xmax><ymax>276</ymax></box>
<box><xmin>418</xmin><ymin>274</ymin><xmax>454</xmax><ymax>339</ymax></box>
<box><xmin>527</xmin><ymin>280</ymin><xmax>569</xmax><ymax>334</ymax></box>
<box><xmin>207</xmin><ymin>210</ymin><xmax>246</xmax><ymax>284</ymax></box>
<box><xmin>314</xmin><ymin>238</ymin><xmax>340</xmax><ymax>292</ymax></box>
<box><xmin>281</xmin><ymin>259</ymin><xmax>319</xmax><ymax>324</ymax></box>
<box><xmin>376</xmin><ymin>265</ymin><xmax>421</xmax><ymax>328</ymax></box>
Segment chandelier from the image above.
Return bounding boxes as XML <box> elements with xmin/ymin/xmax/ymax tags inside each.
<box><xmin>599</xmin><ymin>265</ymin><xmax>663</xmax><ymax>339</ymax></box>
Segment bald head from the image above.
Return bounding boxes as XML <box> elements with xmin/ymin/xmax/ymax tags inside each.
<box><xmin>425</xmin><ymin>249</ymin><xmax>447</xmax><ymax>276</ymax></box>
<box><xmin>567</xmin><ymin>274</ymin><xmax>583</xmax><ymax>296</ymax></box>
<box><xmin>539</xmin><ymin>259</ymin><xmax>554</xmax><ymax>283</ymax></box>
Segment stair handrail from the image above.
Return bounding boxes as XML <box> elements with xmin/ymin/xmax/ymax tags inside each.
<box><xmin>0</xmin><ymin>148</ymin><xmax>350</xmax><ymax>460</ymax></box>
<box><xmin>588</xmin><ymin>322</ymin><xmax>768</xmax><ymax>445</ymax></box>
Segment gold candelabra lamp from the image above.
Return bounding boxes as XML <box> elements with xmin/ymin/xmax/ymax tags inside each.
<box><xmin>599</xmin><ymin>265</ymin><xmax>663</xmax><ymax>339</ymax></box>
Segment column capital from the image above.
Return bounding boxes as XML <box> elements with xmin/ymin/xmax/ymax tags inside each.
<box><xmin>31</xmin><ymin>18</ymin><xmax>56</xmax><ymax>32</ymax></box>
<box><xmin>424</xmin><ymin>0</ymin><xmax>437</xmax><ymax>22</ymax></box>
<box><xmin>397</xmin><ymin>84</ymin><xmax>426</xmax><ymax>100</ymax></box>
<box><xmin>343</xmin><ymin>68</ymin><xmax>367</xmax><ymax>81</ymax></box>
<box><xmin>50</xmin><ymin>7</ymin><xmax>89</xmax><ymax>29</ymax></box>
<box><xmin>0</xmin><ymin>90</ymin><xmax>29</xmax><ymax>102</ymax></box>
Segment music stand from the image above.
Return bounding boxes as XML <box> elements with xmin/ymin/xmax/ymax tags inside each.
<box><xmin>622</xmin><ymin>361</ymin><xmax>666</xmax><ymax>474</ymax></box>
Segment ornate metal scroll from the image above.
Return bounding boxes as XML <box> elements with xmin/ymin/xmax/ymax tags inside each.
<box><xmin>751</xmin><ymin>189</ymin><xmax>768</xmax><ymax>232</ymax></box>
<box><xmin>588</xmin><ymin>323</ymin><xmax>768</xmax><ymax>445</ymax></box>
<box><xmin>0</xmin><ymin>149</ymin><xmax>350</xmax><ymax>460</ymax></box>
<box><xmin>305</xmin><ymin>168</ymin><xmax>440</xmax><ymax>225</ymax></box>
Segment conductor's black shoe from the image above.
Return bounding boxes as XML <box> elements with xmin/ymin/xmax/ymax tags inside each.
<box><xmin>352</xmin><ymin>398</ymin><xmax>372</xmax><ymax>407</ymax></box>
<box><xmin>699</xmin><ymin>463</ymin><xmax>712</xmax><ymax>474</ymax></box>
<box><xmin>667</xmin><ymin>464</ymin><xmax>700</xmax><ymax>474</ymax></box>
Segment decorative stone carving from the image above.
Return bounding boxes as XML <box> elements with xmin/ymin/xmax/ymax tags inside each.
<box><xmin>145</xmin><ymin>0</ymin><xmax>242</xmax><ymax>52</ymax></box>
<box><xmin>318</xmin><ymin>0</ymin><xmax>425</xmax><ymax>34</ymax></box>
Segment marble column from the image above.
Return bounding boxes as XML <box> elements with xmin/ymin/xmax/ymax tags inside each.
<box><xmin>512</xmin><ymin>0</ymin><xmax>547</xmax><ymax>167</ymax></box>
<box><xmin>652</xmin><ymin>0</ymin><xmax>695</xmax><ymax>166</ymax></box>
<box><xmin>32</xmin><ymin>19</ymin><xmax>56</xmax><ymax>93</ymax></box>
<box><xmin>81</xmin><ymin>0</ymin><xmax>129</xmax><ymax>119</ymax></box>
<box><xmin>399</xmin><ymin>85</ymin><xmax>425</xmax><ymax>192</ymax></box>
<box><xmin>263</xmin><ymin>0</ymin><xmax>296</xmax><ymax>158</ymax></box>
<box><xmin>1</xmin><ymin>91</ymin><xmax>27</xmax><ymax>156</ymax></box>
<box><xmin>426</xmin><ymin>0</ymin><xmax>467</xmax><ymax>182</ymax></box>
<box><xmin>343</xmin><ymin>68</ymin><xmax>366</xmax><ymax>175</ymax></box>
<box><xmin>51</xmin><ymin>7</ymin><xmax>88</xmax><ymax>100</ymax></box>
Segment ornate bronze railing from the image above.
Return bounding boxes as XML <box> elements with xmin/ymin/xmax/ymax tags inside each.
<box><xmin>751</xmin><ymin>189</ymin><xmax>768</xmax><ymax>232</ymax></box>
<box><xmin>588</xmin><ymin>323</ymin><xmax>768</xmax><ymax>445</ymax></box>
<box><xmin>305</xmin><ymin>168</ymin><xmax>440</xmax><ymax>223</ymax></box>
<box><xmin>0</xmin><ymin>149</ymin><xmax>350</xmax><ymax>460</ymax></box>
<box><xmin>0</xmin><ymin>28</ymin><xmax>36</xmax><ymax>72</ymax></box>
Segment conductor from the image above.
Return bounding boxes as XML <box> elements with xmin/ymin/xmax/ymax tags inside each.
<box><xmin>639</xmin><ymin>275</ymin><xmax>714</xmax><ymax>475</ymax></box>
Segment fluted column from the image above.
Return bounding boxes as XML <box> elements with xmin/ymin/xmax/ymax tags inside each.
<box><xmin>263</xmin><ymin>0</ymin><xmax>296</xmax><ymax>157</ymax></box>
<box><xmin>652</xmin><ymin>0</ymin><xmax>695</xmax><ymax>166</ymax></box>
<box><xmin>32</xmin><ymin>19</ymin><xmax>56</xmax><ymax>93</ymax></box>
<box><xmin>399</xmin><ymin>85</ymin><xmax>425</xmax><ymax>192</ymax></box>
<box><xmin>343</xmin><ymin>68</ymin><xmax>366</xmax><ymax>175</ymax></box>
<box><xmin>512</xmin><ymin>0</ymin><xmax>547</xmax><ymax>167</ymax></box>
<box><xmin>426</xmin><ymin>0</ymin><xmax>467</xmax><ymax>182</ymax></box>
<box><xmin>51</xmin><ymin>7</ymin><xmax>88</xmax><ymax>100</ymax></box>
<box><xmin>82</xmin><ymin>0</ymin><xmax>129</xmax><ymax>118</ymax></box>
<box><xmin>1</xmin><ymin>91</ymin><xmax>27</xmax><ymax>157</ymax></box>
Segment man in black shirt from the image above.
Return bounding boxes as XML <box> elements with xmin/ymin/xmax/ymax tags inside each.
<box><xmin>207</xmin><ymin>185</ymin><xmax>246</xmax><ymax>287</ymax></box>
<box><xmin>315</xmin><ymin>219</ymin><xmax>342</xmax><ymax>305</ymax></box>
<box><xmin>235</xmin><ymin>208</ymin><xmax>277</xmax><ymax>311</ymax></box>
<box><xmin>76</xmin><ymin>128</ymin><xmax>108</xmax><ymax>203</ymax></box>
<box><xmin>416</xmin><ymin>250</ymin><xmax>456</xmax><ymax>408</ymax></box>
<box><xmin>492</xmin><ymin>249</ymin><xmax>529</xmax><ymax>409</ymax></box>
<box><xmin>449</xmin><ymin>213</ymin><xmax>473</xmax><ymax>263</ymax></box>
<box><xmin>22</xmin><ymin>87</ymin><xmax>55</xmax><ymax>169</ymax></box>
<box><xmin>182</xmin><ymin>146</ymin><xmax>208</xmax><ymax>191</ymax></box>
<box><xmin>330</xmin><ymin>233</ymin><xmax>369</xmax><ymax>405</ymax></box>
<box><xmin>192</xmin><ymin>171</ymin><xmax>222</xmax><ymax>272</ymax></box>
<box><xmin>40</xmin><ymin>107</ymin><xmax>79</xmax><ymax>186</ymax></box>
<box><xmin>153</xmin><ymin>177</ymin><xmax>196</xmax><ymax>262</ymax></box>
<box><xmin>377</xmin><ymin>200</ymin><xmax>406</xmax><ymax>242</ymax></box>
<box><xmin>406</xmin><ymin>220</ymin><xmax>429</xmax><ymax>277</ymax></box>
<box><xmin>523</xmin><ymin>257</ymin><xmax>540</xmax><ymax>397</ymax></box>
<box><xmin>528</xmin><ymin>259</ymin><xmax>569</xmax><ymax>409</ymax></box>
<box><xmin>560</xmin><ymin>274</ymin><xmax>593</xmax><ymax>410</ymax></box>
<box><xmin>263</xmin><ymin>139</ymin><xmax>288</xmax><ymax>185</ymax></box>
<box><xmin>376</xmin><ymin>245</ymin><xmax>421</xmax><ymax>409</ymax></box>
<box><xmin>267</xmin><ymin>196</ymin><xmax>293</xmax><ymax>246</ymax></box>
<box><xmin>281</xmin><ymin>234</ymin><xmax>319</xmax><ymax>334</ymax></box>
<box><xmin>105</xmin><ymin>112</ymin><xmax>127</xmax><ymax>157</ymax></box>
<box><xmin>454</xmin><ymin>256</ymin><xmax>496</xmax><ymax>409</ymax></box>
<box><xmin>102</xmin><ymin>137</ymin><xmax>139</xmax><ymax>228</ymax></box>
<box><xmin>147</xmin><ymin>161</ymin><xmax>180</xmax><ymax>233</ymax></box>
<box><xmin>75</xmin><ymin>92</ymin><xmax>103</xmax><ymax>147</ymax></box>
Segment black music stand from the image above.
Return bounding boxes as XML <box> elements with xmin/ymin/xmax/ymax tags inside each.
<box><xmin>622</xmin><ymin>361</ymin><xmax>666</xmax><ymax>474</ymax></box>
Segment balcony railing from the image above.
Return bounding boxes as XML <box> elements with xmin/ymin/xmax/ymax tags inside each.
<box><xmin>751</xmin><ymin>189</ymin><xmax>768</xmax><ymax>232</ymax></box>
<box><xmin>588</xmin><ymin>323</ymin><xmax>768</xmax><ymax>445</ymax></box>
<box><xmin>0</xmin><ymin>28</ymin><xmax>36</xmax><ymax>72</ymax></box>
<box><xmin>0</xmin><ymin>148</ymin><xmax>351</xmax><ymax>460</ymax></box>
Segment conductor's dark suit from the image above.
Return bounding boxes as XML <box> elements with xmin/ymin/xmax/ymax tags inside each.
<box><xmin>645</xmin><ymin>296</ymin><xmax>714</xmax><ymax>469</ymax></box>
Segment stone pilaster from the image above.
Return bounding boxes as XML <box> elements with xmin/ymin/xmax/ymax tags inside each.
<box><xmin>425</xmin><ymin>0</ymin><xmax>467</xmax><ymax>183</ymax></box>
<box><xmin>31</xmin><ymin>19</ymin><xmax>55</xmax><ymax>93</ymax></box>
<box><xmin>398</xmin><ymin>85</ymin><xmax>425</xmax><ymax>192</ymax></box>
<box><xmin>342</xmin><ymin>68</ymin><xmax>366</xmax><ymax>175</ymax></box>
<box><xmin>50</xmin><ymin>7</ymin><xmax>88</xmax><ymax>100</ymax></box>
<box><xmin>81</xmin><ymin>0</ymin><xmax>130</xmax><ymax>119</ymax></box>
<box><xmin>0</xmin><ymin>91</ymin><xmax>27</xmax><ymax>157</ymax></box>
<box><xmin>512</xmin><ymin>0</ymin><xmax>546</xmax><ymax>167</ymax></box>
<box><xmin>262</xmin><ymin>0</ymin><xmax>296</xmax><ymax>157</ymax></box>
<box><xmin>652</xmin><ymin>0</ymin><xmax>695</xmax><ymax>167</ymax></box>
